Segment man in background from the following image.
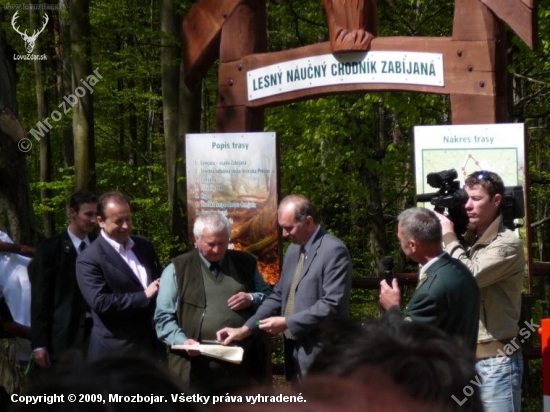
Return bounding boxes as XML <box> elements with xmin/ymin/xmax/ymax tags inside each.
<box><xmin>30</xmin><ymin>190</ymin><xmax>97</xmax><ymax>369</ymax></box>
<box><xmin>436</xmin><ymin>170</ymin><xmax>525</xmax><ymax>412</ymax></box>
<box><xmin>308</xmin><ymin>318</ymin><xmax>483</xmax><ymax>412</ymax></box>
<box><xmin>0</xmin><ymin>230</ymin><xmax>34</xmax><ymax>395</ymax></box>
<box><xmin>76</xmin><ymin>191</ymin><xmax>162</xmax><ymax>360</ymax></box>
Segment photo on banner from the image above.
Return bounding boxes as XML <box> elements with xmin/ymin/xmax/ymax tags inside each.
<box><xmin>185</xmin><ymin>132</ymin><xmax>280</xmax><ymax>285</ymax></box>
<box><xmin>413</xmin><ymin>123</ymin><xmax>531</xmax><ymax>291</ymax></box>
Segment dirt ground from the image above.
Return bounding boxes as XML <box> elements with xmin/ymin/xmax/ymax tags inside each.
<box><xmin>272</xmin><ymin>374</ymin><xmax>292</xmax><ymax>395</ymax></box>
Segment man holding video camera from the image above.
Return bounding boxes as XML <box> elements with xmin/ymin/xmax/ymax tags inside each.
<box><xmin>436</xmin><ymin>170</ymin><xmax>525</xmax><ymax>412</ymax></box>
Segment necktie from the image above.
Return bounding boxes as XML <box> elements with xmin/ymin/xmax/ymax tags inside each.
<box><xmin>209</xmin><ymin>262</ymin><xmax>221</xmax><ymax>277</ymax></box>
<box><xmin>416</xmin><ymin>272</ymin><xmax>428</xmax><ymax>290</ymax></box>
<box><xmin>78</xmin><ymin>241</ymin><xmax>87</xmax><ymax>253</ymax></box>
<box><xmin>283</xmin><ymin>247</ymin><xmax>305</xmax><ymax>338</ymax></box>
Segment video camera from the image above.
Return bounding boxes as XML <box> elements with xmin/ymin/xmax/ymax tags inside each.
<box><xmin>415</xmin><ymin>169</ymin><xmax>525</xmax><ymax>235</ymax></box>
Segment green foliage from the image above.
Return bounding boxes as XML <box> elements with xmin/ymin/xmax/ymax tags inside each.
<box><xmin>29</xmin><ymin>160</ymin><xmax>182</xmax><ymax>264</ymax></box>
<box><xmin>350</xmin><ymin>288</ymin><xmax>379</xmax><ymax>321</ymax></box>
<box><xmin>5</xmin><ymin>0</ymin><xmax>177</xmax><ymax>258</ymax></box>
<box><xmin>94</xmin><ymin>160</ymin><xmax>183</xmax><ymax>265</ymax></box>
<box><xmin>30</xmin><ymin>172</ymin><xmax>76</xmax><ymax>229</ymax></box>
<box><xmin>7</xmin><ymin>0</ymin><xmax>550</xmax><ymax>403</ymax></box>
<box><xmin>266</xmin><ymin>1</ymin><xmax>327</xmax><ymax>51</ymax></box>
<box><xmin>378</xmin><ymin>0</ymin><xmax>454</xmax><ymax>37</ymax></box>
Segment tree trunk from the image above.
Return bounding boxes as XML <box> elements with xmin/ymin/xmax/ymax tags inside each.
<box><xmin>161</xmin><ymin>0</ymin><xmax>200</xmax><ymax>249</ymax></box>
<box><xmin>31</xmin><ymin>8</ymin><xmax>54</xmax><ymax>237</ymax></box>
<box><xmin>126</xmin><ymin>34</ymin><xmax>138</xmax><ymax>167</ymax></box>
<box><xmin>177</xmin><ymin>61</ymin><xmax>201</xmax><ymax>248</ymax></box>
<box><xmin>70</xmin><ymin>0</ymin><xmax>96</xmax><ymax>191</ymax></box>
<box><xmin>0</xmin><ymin>27</ymin><xmax>36</xmax><ymax>245</ymax></box>
<box><xmin>57</xmin><ymin>0</ymin><xmax>74</xmax><ymax>168</ymax></box>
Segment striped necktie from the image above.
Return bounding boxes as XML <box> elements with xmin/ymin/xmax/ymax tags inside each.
<box><xmin>416</xmin><ymin>272</ymin><xmax>428</xmax><ymax>290</ymax></box>
<box><xmin>283</xmin><ymin>247</ymin><xmax>305</xmax><ymax>338</ymax></box>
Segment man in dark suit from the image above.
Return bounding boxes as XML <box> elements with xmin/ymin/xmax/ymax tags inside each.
<box><xmin>76</xmin><ymin>191</ymin><xmax>162</xmax><ymax>360</ymax></box>
<box><xmin>30</xmin><ymin>190</ymin><xmax>98</xmax><ymax>369</ymax></box>
<box><xmin>217</xmin><ymin>194</ymin><xmax>352</xmax><ymax>380</ymax></box>
<box><xmin>379</xmin><ymin>207</ymin><xmax>480</xmax><ymax>352</ymax></box>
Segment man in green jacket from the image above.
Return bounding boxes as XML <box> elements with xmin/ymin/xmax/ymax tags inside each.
<box><xmin>379</xmin><ymin>207</ymin><xmax>480</xmax><ymax>352</ymax></box>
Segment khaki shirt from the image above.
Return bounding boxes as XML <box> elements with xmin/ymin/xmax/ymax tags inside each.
<box><xmin>443</xmin><ymin>215</ymin><xmax>525</xmax><ymax>342</ymax></box>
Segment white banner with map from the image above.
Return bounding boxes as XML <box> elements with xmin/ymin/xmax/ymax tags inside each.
<box><xmin>414</xmin><ymin>123</ymin><xmax>525</xmax><ymax>192</ymax></box>
<box><xmin>413</xmin><ymin>123</ymin><xmax>529</xmax><ymax>284</ymax></box>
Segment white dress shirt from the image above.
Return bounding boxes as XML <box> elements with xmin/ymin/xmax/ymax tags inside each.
<box><xmin>100</xmin><ymin>231</ymin><xmax>148</xmax><ymax>289</ymax></box>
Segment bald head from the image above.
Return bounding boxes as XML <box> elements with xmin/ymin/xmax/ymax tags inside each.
<box><xmin>278</xmin><ymin>195</ymin><xmax>319</xmax><ymax>246</ymax></box>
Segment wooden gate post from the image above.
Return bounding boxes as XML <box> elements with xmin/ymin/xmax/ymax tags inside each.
<box><xmin>450</xmin><ymin>0</ymin><xmax>537</xmax><ymax>124</ymax></box>
<box><xmin>217</xmin><ymin>0</ymin><xmax>267</xmax><ymax>132</ymax></box>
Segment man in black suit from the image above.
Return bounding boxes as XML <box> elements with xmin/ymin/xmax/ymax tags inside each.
<box><xmin>30</xmin><ymin>190</ymin><xmax>98</xmax><ymax>369</ymax></box>
<box><xmin>76</xmin><ymin>191</ymin><xmax>162</xmax><ymax>359</ymax></box>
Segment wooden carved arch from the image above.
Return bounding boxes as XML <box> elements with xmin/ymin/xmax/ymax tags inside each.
<box><xmin>181</xmin><ymin>0</ymin><xmax>537</xmax><ymax>131</ymax></box>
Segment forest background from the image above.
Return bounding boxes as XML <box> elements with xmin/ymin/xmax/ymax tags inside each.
<box><xmin>1</xmin><ymin>0</ymin><xmax>550</xmax><ymax>409</ymax></box>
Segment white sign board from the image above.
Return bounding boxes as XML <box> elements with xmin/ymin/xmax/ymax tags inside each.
<box><xmin>413</xmin><ymin>123</ymin><xmax>529</xmax><ymax>285</ymax></box>
<box><xmin>185</xmin><ymin>132</ymin><xmax>280</xmax><ymax>284</ymax></box>
<box><xmin>247</xmin><ymin>51</ymin><xmax>444</xmax><ymax>101</ymax></box>
<box><xmin>414</xmin><ymin>123</ymin><xmax>525</xmax><ymax>193</ymax></box>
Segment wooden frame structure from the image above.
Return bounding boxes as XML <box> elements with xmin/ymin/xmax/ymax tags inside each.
<box><xmin>181</xmin><ymin>0</ymin><xmax>537</xmax><ymax>131</ymax></box>
<box><xmin>181</xmin><ymin>0</ymin><xmax>543</xmax><ymax>284</ymax></box>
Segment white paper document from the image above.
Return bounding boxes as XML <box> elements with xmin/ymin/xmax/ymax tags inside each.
<box><xmin>171</xmin><ymin>344</ymin><xmax>244</xmax><ymax>364</ymax></box>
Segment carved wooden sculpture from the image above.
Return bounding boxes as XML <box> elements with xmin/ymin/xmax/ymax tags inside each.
<box><xmin>322</xmin><ymin>0</ymin><xmax>378</xmax><ymax>52</ymax></box>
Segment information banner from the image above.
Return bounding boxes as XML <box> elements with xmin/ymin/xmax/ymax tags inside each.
<box><xmin>413</xmin><ymin>123</ymin><xmax>529</xmax><ymax>286</ymax></box>
<box><xmin>186</xmin><ymin>132</ymin><xmax>279</xmax><ymax>284</ymax></box>
<box><xmin>414</xmin><ymin>123</ymin><xmax>525</xmax><ymax>192</ymax></box>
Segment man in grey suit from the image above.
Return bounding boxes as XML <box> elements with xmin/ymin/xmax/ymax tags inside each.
<box><xmin>76</xmin><ymin>191</ymin><xmax>163</xmax><ymax>360</ymax></box>
<box><xmin>217</xmin><ymin>194</ymin><xmax>352</xmax><ymax>380</ymax></box>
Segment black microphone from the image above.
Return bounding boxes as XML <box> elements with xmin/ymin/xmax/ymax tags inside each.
<box><xmin>382</xmin><ymin>256</ymin><xmax>394</xmax><ymax>285</ymax></box>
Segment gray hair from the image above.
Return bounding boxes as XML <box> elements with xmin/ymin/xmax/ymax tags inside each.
<box><xmin>397</xmin><ymin>207</ymin><xmax>441</xmax><ymax>244</ymax></box>
<box><xmin>193</xmin><ymin>212</ymin><xmax>231</xmax><ymax>238</ymax></box>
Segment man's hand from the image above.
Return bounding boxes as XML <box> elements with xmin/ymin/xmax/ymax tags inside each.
<box><xmin>0</xmin><ymin>241</ymin><xmax>35</xmax><ymax>257</ymax></box>
<box><xmin>0</xmin><ymin>320</ymin><xmax>31</xmax><ymax>340</ymax></box>
<box><xmin>433</xmin><ymin>211</ymin><xmax>454</xmax><ymax>235</ymax></box>
<box><xmin>145</xmin><ymin>279</ymin><xmax>160</xmax><ymax>299</ymax></box>
<box><xmin>216</xmin><ymin>326</ymin><xmax>251</xmax><ymax>345</ymax></box>
<box><xmin>257</xmin><ymin>316</ymin><xmax>287</xmax><ymax>335</ymax></box>
<box><xmin>33</xmin><ymin>348</ymin><xmax>51</xmax><ymax>369</ymax></box>
<box><xmin>228</xmin><ymin>292</ymin><xmax>253</xmax><ymax>311</ymax></box>
<box><xmin>379</xmin><ymin>278</ymin><xmax>401</xmax><ymax>311</ymax></box>
<box><xmin>183</xmin><ymin>338</ymin><xmax>201</xmax><ymax>356</ymax></box>
<box><xmin>19</xmin><ymin>244</ymin><xmax>36</xmax><ymax>257</ymax></box>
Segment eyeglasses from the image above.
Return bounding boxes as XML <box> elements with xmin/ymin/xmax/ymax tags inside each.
<box><xmin>468</xmin><ymin>171</ymin><xmax>497</xmax><ymax>193</ymax></box>
<box><xmin>465</xmin><ymin>170</ymin><xmax>495</xmax><ymax>189</ymax></box>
